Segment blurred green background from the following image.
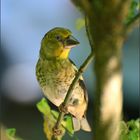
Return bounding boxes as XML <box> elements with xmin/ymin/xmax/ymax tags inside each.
<box><xmin>0</xmin><ymin>0</ymin><xmax>139</xmax><ymax>140</ymax></box>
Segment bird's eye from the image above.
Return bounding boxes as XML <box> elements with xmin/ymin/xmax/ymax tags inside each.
<box><xmin>55</xmin><ymin>35</ymin><xmax>61</xmax><ymax>41</ymax></box>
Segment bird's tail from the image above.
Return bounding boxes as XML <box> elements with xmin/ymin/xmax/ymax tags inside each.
<box><xmin>72</xmin><ymin>117</ymin><xmax>91</xmax><ymax>132</ymax></box>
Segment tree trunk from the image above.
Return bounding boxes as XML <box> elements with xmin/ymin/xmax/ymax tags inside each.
<box><xmin>72</xmin><ymin>0</ymin><xmax>132</xmax><ymax>140</ymax></box>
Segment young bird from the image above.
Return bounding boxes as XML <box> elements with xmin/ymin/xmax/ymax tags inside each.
<box><xmin>36</xmin><ymin>27</ymin><xmax>91</xmax><ymax>132</ymax></box>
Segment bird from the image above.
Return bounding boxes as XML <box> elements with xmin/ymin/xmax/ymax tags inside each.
<box><xmin>36</xmin><ymin>27</ymin><xmax>91</xmax><ymax>132</ymax></box>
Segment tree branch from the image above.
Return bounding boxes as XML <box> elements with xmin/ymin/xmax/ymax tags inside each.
<box><xmin>85</xmin><ymin>15</ymin><xmax>94</xmax><ymax>51</ymax></box>
<box><xmin>52</xmin><ymin>19</ymin><xmax>95</xmax><ymax>138</ymax></box>
<box><xmin>53</xmin><ymin>19</ymin><xmax>94</xmax><ymax>139</ymax></box>
<box><xmin>125</xmin><ymin>12</ymin><xmax>140</xmax><ymax>33</ymax></box>
<box><xmin>52</xmin><ymin>52</ymin><xmax>94</xmax><ymax>138</ymax></box>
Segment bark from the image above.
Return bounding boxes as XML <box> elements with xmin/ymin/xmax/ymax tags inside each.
<box><xmin>71</xmin><ymin>0</ymin><xmax>134</xmax><ymax>140</ymax></box>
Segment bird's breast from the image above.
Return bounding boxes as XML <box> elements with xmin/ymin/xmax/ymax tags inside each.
<box><xmin>36</xmin><ymin>59</ymin><xmax>87</xmax><ymax>118</ymax></box>
<box><xmin>39</xmin><ymin>60</ymin><xmax>75</xmax><ymax>105</ymax></box>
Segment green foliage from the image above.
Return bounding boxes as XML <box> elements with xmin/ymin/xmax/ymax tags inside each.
<box><xmin>51</xmin><ymin>109</ymin><xmax>74</xmax><ymax>135</ymax></box>
<box><xmin>6</xmin><ymin>128</ymin><xmax>23</xmax><ymax>140</ymax></box>
<box><xmin>36</xmin><ymin>98</ymin><xmax>74</xmax><ymax>139</ymax></box>
<box><xmin>37</xmin><ymin>98</ymin><xmax>51</xmax><ymax>116</ymax></box>
<box><xmin>75</xmin><ymin>18</ymin><xmax>85</xmax><ymax>30</ymax></box>
<box><xmin>120</xmin><ymin>119</ymin><xmax>140</xmax><ymax>140</ymax></box>
<box><xmin>125</xmin><ymin>0</ymin><xmax>139</xmax><ymax>23</ymax></box>
<box><xmin>64</xmin><ymin>115</ymin><xmax>74</xmax><ymax>136</ymax></box>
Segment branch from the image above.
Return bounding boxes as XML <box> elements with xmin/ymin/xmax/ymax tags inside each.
<box><xmin>52</xmin><ymin>23</ymin><xmax>94</xmax><ymax>138</ymax></box>
<box><xmin>125</xmin><ymin>12</ymin><xmax>140</xmax><ymax>33</ymax></box>
<box><xmin>71</xmin><ymin>0</ymin><xmax>92</xmax><ymax>17</ymax></box>
<box><xmin>85</xmin><ymin>15</ymin><xmax>94</xmax><ymax>51</ymax></box>
<box><xmin>52</xmin><ymin>52</ymin><xmax>94</xmax><ymax>138</ymax></box>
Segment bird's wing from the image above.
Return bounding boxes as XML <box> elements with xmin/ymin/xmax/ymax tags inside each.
<box><xmin>69</xmin><ymin>59</ymin><xmax>88</xmax><ymax>105</ymax></box>
<box><xmin>79</xmin><ymin>79</ymin><xmax>88</xmax><ymax>104</ymax></box>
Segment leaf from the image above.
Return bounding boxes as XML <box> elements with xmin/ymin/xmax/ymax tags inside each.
<box><xmin>120</xmin><ymin>121</ymin><xmax>129</xmax><ymax>140</ymax></box>
<box><xmin>128</xmin><ymin>131</ymin><xmax>138</xmax><ymax>140</ymax></box>
<box><xmin>64</xmin><ymin>115</ymin><xmax>74</xmax><ymax>136</ymax></box>
<box><xmin>51</xmin><ymin>110</ymin><xmax>59</xmax><ymax>119</ymax></box>
<box><xmin>37</xmin><ymin>98</ymin><xmax>75</xmax><ymax>139</ymax></box>
<box><xmin>36</xmin><ymin>98</ymin><xmax>50</xmax><ymax>115</ymax></box>
<box><xmin>125</xmin><ymin>0</ymin><xmax>139</xmax><ymax>23</ymax></box>
<box><xmin>6</xmin><ymin>128</ymin><xmax>16</xmax><ymax>137</ymax></box>
<box><xmin>43</xmin><ymin>117</ymin><xmax>65</xmax><ymax>140</ymax></box>
<box><xmin>6</xmin><ymin>128</ymin><xmax>23</xmax><ymax>140</ymax></box>
<box><xmin>136</xmin><ymin>2</ymin><xmax>140</xmax><ymax>11</ymax></box>
<box><xmin>120</xmin><ymin>119</ymin><xmax>140</xmax><ymax>140</ymax></box>
<box><xmin>51</xmin><ymin>111</ymin><xmax>74</xmax><ymax>136</ymax></box>
<box><xmin>37</xmin><ymin>98</ymin><xmax>67</xmax><ymax>140</ymax></box>
<box><xmin>76</xmin><ymin>18</ymin><xmax>85</xmax><ymax>30</ymax></box>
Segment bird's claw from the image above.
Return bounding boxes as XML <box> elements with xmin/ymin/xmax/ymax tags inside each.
<box><xmin>59</xmin><ymin>103</ymin><xmax>69</xmax><ymax>114</ymax></box>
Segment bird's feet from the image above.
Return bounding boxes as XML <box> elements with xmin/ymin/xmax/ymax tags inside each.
<box><xmin>52</xmin><ymin>127</ymin><xmax>62</xmax><ymax>136</ymax></box>
<box><xmin>59</xmin><ymin>103</ymin><xmax>69</xmax><ymax>114</ymax></box>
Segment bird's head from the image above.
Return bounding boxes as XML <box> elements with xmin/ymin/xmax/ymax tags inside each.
<box><xmin>40</xmin><ymin>27</ymin><xmax>79</xmax><ymax>60</ymax></box>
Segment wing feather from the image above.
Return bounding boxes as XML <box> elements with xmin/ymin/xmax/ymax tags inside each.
<box><xmin>69</xmin><ymin>59</ymin><xmax>88</xmax><ymax>112</ymax></box>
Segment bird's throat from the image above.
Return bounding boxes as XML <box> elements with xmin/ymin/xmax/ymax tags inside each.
<box><xmin>59</xmin><ymin>49</ymin><xmax>70</xmax><ymax>59</ymax></box>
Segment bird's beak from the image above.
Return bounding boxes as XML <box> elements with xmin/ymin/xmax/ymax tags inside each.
<box><xmin>64</xmin><ymin>35</ymin><xmax>80</xmax><ymax>49</ymax></box>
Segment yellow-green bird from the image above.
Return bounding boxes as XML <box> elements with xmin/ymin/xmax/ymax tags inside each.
<box><xmin>36</xmin><ymin>27</ymin><xmax>91</xmax><ymax>132</ymax></box>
